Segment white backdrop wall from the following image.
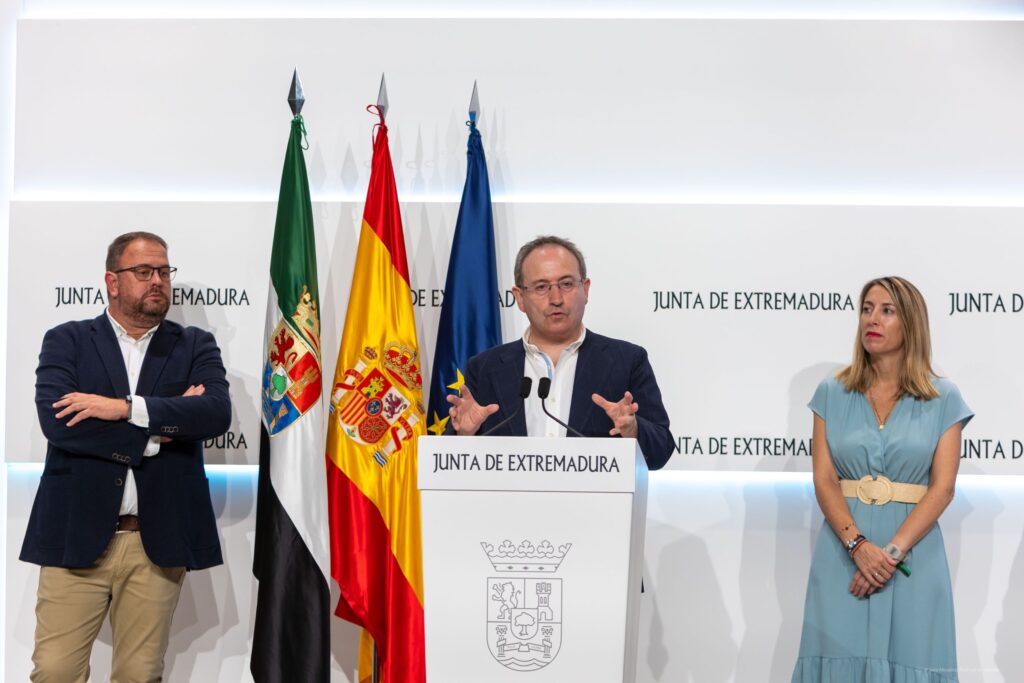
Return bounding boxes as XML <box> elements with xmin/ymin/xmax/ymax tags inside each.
<box><xmin>4</xmin><ymin>6</ymin><xmax>1024</xmax><ymax>682</ymax></box>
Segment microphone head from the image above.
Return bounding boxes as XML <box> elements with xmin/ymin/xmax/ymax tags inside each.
<box><xmin>518</xmin><ymin>376</ymin><xmax>533</xmax><ymax>399</ymax></box>
<box><xmin>537</xmin><ymin>376</ymin><xmax>552</xmax><ymax>399</ymax></box>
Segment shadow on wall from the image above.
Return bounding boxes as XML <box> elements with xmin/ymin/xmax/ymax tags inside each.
<box><xmin>995</xmin><ymin>535</ymin><xmax>1024</xmax><ymax>679</ymax></box>
<box><xmin>166</xmin><ymin>281</ymin><xmax>257</xmax><ymax>466</ymax></box>
<box><xmin>329</xmin><ymin>581</ymin><xmax>363</xmax><ymax>680</ymax></box>
<box><xmin>643</xmin><ymin>519</ymin><xmax>737</xmax><ymax>682</ymax></box>
<box><xmin>737</xmin><ymin>464</ymin><xmax>817</xmax><ymax>682</ymax></box>
<box><xmin>736</xmin><ymin>362</ymin><xmax>836</xmax><ymax>681</ymax></box>
<box><xmin>165</xmin><ymin>472</ymin><xmax>254</xmax><ymax>679</ymax></box>
<box><xmin>942</xmin><ymin>480</ymin><xmax>984</xmax><ymax>677</ymax></box>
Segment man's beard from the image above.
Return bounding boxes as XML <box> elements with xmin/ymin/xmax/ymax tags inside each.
<box><xmin>127</xmin><ymin>288</ymin><xmax>170</xmax><ymax>326</ymax></box>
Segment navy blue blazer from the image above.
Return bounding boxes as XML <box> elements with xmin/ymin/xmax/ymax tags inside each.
<box><xmin>459</xmin><ymin>331</ymin><xmax>674</xmax><ymax>470</ymax></box>
<box><xmin>21</xmin><ymin>313</ymin><xmax>231</xmax><ymax>569</ymax></box>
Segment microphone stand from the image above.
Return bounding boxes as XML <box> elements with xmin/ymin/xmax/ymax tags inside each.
<box><xmin>537</xmin><ymin>377</ymin><xmax>585</xmax><ymax>438</ymax></box>
<box><xmin>480</xmin><ymin>377</ymin><xmax>532</xmax><ymax>436</ymax></box>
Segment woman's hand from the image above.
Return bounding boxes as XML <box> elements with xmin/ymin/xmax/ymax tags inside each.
<box><xmin>849</xmin><ymin>569</ymin><xmax>878</xmax><ymax>598</ymax></box>
<box><xmin>849</xmin><ymin>541</ymin><xmax>899</xmax><ymax>596</ymax></box>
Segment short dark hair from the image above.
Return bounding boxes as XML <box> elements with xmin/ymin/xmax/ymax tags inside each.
<box><xmin>513</xmin><ymin>236</ymin><xmax>587</xmax><ymax>286</ymax></box>
<box><xmin>105</xmin><ymin>231</ymin><xmax>168</xmax><ymax>272</ymax></box>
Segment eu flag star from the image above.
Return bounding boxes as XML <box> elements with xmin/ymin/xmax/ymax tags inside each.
<box><xmin>428</xmin><ymin>411</ymin><xmax>450</xmax><ymax>436</ymax></box>
<box><xmin>447</xmin><ymin>368</ymin><xmax>466</xmax><ymax>392</ymax></box>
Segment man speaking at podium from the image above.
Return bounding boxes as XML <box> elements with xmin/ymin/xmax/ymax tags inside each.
<box><xmin>446</xmin><ymin>235</ymin><xmax>673</xmax><ymax>470</ymax></box>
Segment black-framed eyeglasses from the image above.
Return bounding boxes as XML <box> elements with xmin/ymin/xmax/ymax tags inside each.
<box><xmin>114</xmin><ymin>265</ymin><xmax>177</xmax><ymax>282</ymax></box>
<box><xmin>519</xmin><ymin>278</ymin><xmax>584</xmax><ymax>297</ymax></box>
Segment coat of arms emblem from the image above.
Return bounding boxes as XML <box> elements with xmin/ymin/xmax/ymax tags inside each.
<box><xmin>262</xmin><ymin>285</ymin><xmax>321</xmax><ymax>435</ymax></box>
<box><xmin>483</xmin><ymin>539</ymin><xmax>571</xmax><ymax>672</ymax></box>
<box><xmin>330</xmin><ymin>342</ymin><xmax>424</xmax><ymax>466</ymax></box>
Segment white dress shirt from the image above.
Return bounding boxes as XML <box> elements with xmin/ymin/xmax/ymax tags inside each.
<box><xmin>105</xmin><ymin>310</ymin><xmax>162</xmax><ymax>517</ymax></box>
<box><xmin>521</xmin><ymin>327</ymin><xmax>586</xmax><ymax>438</ymax></box>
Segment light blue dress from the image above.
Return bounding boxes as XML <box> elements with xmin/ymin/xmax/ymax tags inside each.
<box><xmin>792</xmin><ymin>376</ymin><xmax>973</xmax><ymax>683</ymax></box>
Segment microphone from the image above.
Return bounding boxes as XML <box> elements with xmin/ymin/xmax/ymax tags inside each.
<box><xmin>480</xmin><ymin>377</ymin><xmax>533</xmax><ymax>436</ymax></box>
<box><xmin>537</xmin><ymin>377</ymin><xmax>585</xmax><ymax>438</ymax></box>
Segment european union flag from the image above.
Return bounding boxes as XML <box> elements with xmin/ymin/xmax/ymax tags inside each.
<box><xmin>427</xmin><ymin>120</ymin><xmax>501</xmax><ymax>434</ymax></box>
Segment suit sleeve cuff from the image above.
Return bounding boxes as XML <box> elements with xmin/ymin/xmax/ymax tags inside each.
<box><xmin>143</xmin><ymin>436</ymin><xmax>161</xmax><ymax>457</ymax></box>
<box><xmin>128</xmin><ymin>395</ymin><xmax>150</xmax><ymax>429</ymax></box>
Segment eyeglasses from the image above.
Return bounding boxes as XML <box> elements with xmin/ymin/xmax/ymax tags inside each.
<box><xmin>114</xmin><ymin>265</ymin><xmax>177</xmax><ymax>282</ymax></box>
<box><xmin>519</xmin><ymin>278</ymin><xmax>584</xmax><ymax>297</ymax></box>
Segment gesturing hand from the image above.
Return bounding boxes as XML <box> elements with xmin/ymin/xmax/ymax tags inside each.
<box><xmin>446</xmin><ymin>384</ymin><xmax>499</xmax><ymax>436</ymax></box>
<box><xmin>54</xmin><ymin>393</ymin><xmax>129</xmax><ymax>427</ymax></box>
<box><xmin>592</xmin><ymin>391</ymin><xmax>639</xmax><ymax>438</ymax></box>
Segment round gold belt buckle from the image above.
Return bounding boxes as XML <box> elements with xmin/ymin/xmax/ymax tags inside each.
<box><xmin>856</xmin><ymin>475</ymin><xmax>894</xmax><ymax>505</ymax></box>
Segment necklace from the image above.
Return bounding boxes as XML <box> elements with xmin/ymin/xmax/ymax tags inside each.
<box><xmin>867</xmin><ymin>388</ymin><xmax>898</xmax><ymax>431</ymax></box>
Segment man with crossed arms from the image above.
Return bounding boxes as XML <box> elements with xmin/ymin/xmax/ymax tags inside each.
<box><xmin>22</xmin><ymin>231</ymin><xmax>231</xmax><ymax>682</ymax></box>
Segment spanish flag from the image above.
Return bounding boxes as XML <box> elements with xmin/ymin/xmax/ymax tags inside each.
<box><xmin>326</xmin><ymin>108</ymin><xmax>426</xmax><ymax>683</ymax></box>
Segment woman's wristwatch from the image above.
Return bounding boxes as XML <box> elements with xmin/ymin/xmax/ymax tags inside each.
<box><xmin>882</xmin><ymin>543</ymin><xmax>906</xmax><ymax>562</ymax></box>
<box><xmin>883</xmin><ymin>543</ymin><xmax>912</xmax><ymax>577</ymax></box>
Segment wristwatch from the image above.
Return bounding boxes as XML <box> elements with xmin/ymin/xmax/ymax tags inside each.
<box><xmin>882</xmin><ymin>543</ymin><xmax>906</xmax><ymax>562</ymax></box>
<box><xmin>125</xmin><ymin>394</ymin><xmax>133</xmax><ymax>420</ymax></box>
<box><xmin>845</xmin><ymin>534</ymin><xmax>865</xmax><ymax>551</ymax></box>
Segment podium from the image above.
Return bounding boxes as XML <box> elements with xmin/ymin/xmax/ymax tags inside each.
<box><xmin>418</xmin><ymin>435</ymin><xmax>649</xmax><ymax>682</ymax></box>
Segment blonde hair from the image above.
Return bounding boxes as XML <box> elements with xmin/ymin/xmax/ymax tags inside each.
<box><xmin>836</xmin><ymin>276</ymin><xmax>939</xmax><ymax>400</ymax></box>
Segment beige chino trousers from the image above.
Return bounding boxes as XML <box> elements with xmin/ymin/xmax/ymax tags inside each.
<box><xmin>30</xmin><ymin>532</ymin><xmax>185</xmax><ymax>683</ymax></box>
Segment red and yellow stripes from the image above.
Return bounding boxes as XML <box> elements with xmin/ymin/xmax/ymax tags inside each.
<box><xmin>326</xmin><ymin>121</ymin><xmax>426</xmax><ymax>683</ymax></box>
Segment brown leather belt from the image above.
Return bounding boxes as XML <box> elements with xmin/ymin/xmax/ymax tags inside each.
<box><xmin>116</xmin><ymin>515</ymin><xmax>140</xmax><ymax>532</ymax></box>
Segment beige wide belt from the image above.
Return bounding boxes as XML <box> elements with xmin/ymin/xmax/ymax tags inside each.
<box><xmin>839</xmin><ymin>476</ymin><xmax>927</xmax><ymax>505</ymax></box>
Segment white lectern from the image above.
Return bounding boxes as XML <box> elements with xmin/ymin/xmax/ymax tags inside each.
<box><xmin>418</xmin><ymin>435</ymin><xmax>649</xmax><ymax>683</ymax></box>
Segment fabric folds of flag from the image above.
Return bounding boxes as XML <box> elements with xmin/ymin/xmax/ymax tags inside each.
<box><xmin>326</xmin><ymin>111</ymin><xmax>427</xmax><ymax>683</ymax></box>
<box><xmin>427</xmin><ymin>119</ymin><xmax>502</xmax><ymax>436</ymax></box>
<box><xmin>252</xmin><ymin>114</ymin><xmax>331</xmax><ymax>683</ymax></box>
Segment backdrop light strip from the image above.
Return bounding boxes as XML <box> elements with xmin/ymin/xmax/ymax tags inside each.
<box><xmin>651</xmin><ymin>470</ymin><xmax>1024</xmax><ymax>487</ymax></box>
<box><xmin>5</xmin><ymin>462</ymin><xmax>1020</xmax><ymax>486</ymax></box>
<box><xmin>12</xmin><ymin>191</ymin><xmax>1024</xmax><ymax>208</ymax></box>
<box><xmin>18</xmin><ymin>7</ymin><xmax>1024</xmax><ymax>21</ymax></box>
<box><xmin>5</xmin><ymin>462</ymin><xmax>258</xmax><ymax>475</ymax></box>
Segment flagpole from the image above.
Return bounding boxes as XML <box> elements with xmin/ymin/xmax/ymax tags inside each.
<box><xmin>371</xmin><ymin>72</ymin><xmax>387</xmax><ymax>683</ymax></box>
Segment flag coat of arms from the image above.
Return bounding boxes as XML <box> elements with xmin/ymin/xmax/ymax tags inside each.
<box><xmin>252</xmin><ymin>113</ymin><xmax>331</xmax><ymax>682</ymax></box>
<box><xmin>326</xmin><ymin>109</ymin><xmax>427</xmax><ymax>683</ymax></box>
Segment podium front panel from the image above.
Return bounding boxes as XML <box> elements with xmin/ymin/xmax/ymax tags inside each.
<box><xmin>422</xmin><ymin>489</ymin><xmax>635</xmax><ymax>682</ymax></box>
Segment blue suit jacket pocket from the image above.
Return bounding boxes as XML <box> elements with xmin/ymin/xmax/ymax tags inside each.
<box><xmin>182</xmin><ymin>475</ymin><xmax>218</xmax><ymax>550</ymax></box>
<box><xmin>33</xmin><ymin>472</ymin><xmax>71</xmax><ymax>549</ymax></box>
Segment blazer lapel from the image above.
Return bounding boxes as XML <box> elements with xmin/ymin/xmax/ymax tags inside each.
<box><xmin>91</xmin><ymin>314</ymin><xmax>131</xmax><ymax>397</ymax></box>
<box><xmin>137</xmin><ymin>323</ymin><xmax>182</xmax><ymax>396</ymax></box>
<box><xmin>569</xmin><ymin>333</ymin><xmax>608</xmax><ymax>435</ymax></box>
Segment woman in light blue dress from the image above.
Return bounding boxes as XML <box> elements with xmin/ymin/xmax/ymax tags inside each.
<box><xmin>792</xmin><ymin>276</ymin><xmax>972</xmax><ymax>682</ymax></box>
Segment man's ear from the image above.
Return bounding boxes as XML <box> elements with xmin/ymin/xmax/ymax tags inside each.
<box><xmin>511</xmin><ymin>286</ymin><xmax>526</xmax><ymax>313</ymax></box>
<box><xmin>104</xmin><ymin>271</ymin><xmax>118</xmax><ymax>300</ymax></box>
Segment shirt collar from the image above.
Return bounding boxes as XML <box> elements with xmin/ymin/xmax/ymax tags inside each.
<box><xmin>106</xmin><ymin>309</ymin><xmax>160</xmax><ymax>343</ymax></box>
<box><xmin>521</xmin><ymin>326</ymin><xmax>587</xmax><ymax>357</ymax></box>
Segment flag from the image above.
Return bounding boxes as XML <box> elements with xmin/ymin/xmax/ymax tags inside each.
<box><xmin>326</xmin><ymin>109</ymin><xmax>427</xmax><ymax>683</ymax></box>
<box><xmin>252</xmin><ymin>114</ymin><xmax>331</xmax><ymax>682</ymax></box>
<box><xmin>427</xmin><ymin>118</ymin><xmax>502</xmax><ymax>436</ymax></box>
